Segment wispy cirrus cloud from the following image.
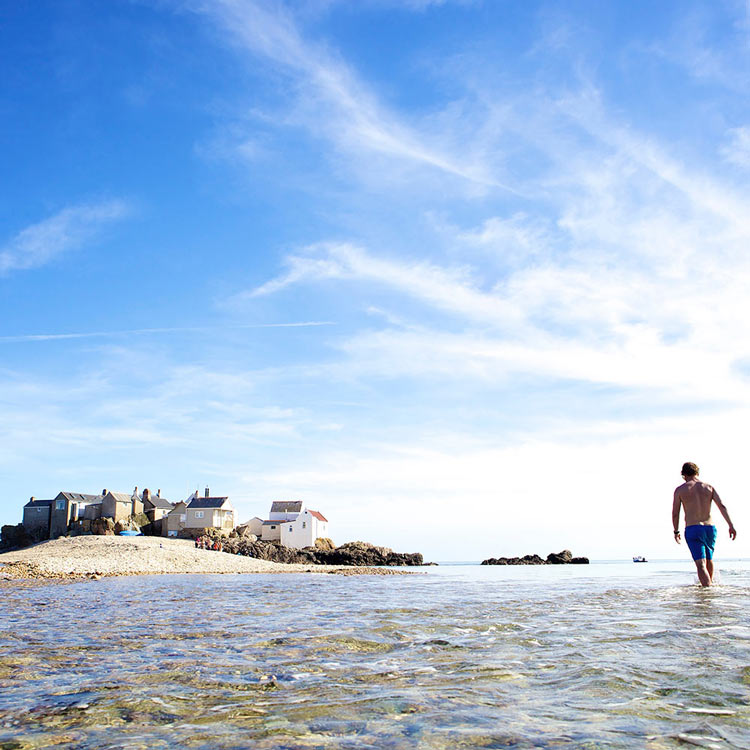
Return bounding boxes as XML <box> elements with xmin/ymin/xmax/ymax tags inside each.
<box><xmin>0</xmin><ymin>321</ymin><xmax>334</xmax><ymax>344</ymax></box>
<box><xmin>197</xmin><ymin>0</ymin><xmax>505</xmax><ymax>189</ymax></box>
<box><xmin>0</xmin><ymin>200</ymin><xmax>130</xmax><ymax>275</ymax></box>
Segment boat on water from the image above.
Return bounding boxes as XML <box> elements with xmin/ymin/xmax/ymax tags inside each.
<box><xmin>632</xmin><ymin>555</ymin><xmax>647</xmax><ymax>563</ymax></box>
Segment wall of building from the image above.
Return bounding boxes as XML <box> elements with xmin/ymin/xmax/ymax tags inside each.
<box><xmin>164</xmin><ymin>504</ymin><xmax>187</xmax><ymax>537</ymax></box>
<box><xmin>261</xmin><ymin>523</ymin><xmax>281</xmax><ymax>541</ymax></box>
<box><xmin>281</xmin><ymin>510</ymin><xmax>327</xmax><ymax>549</ymax></box>
<box><xmin>49</xmin><ymin>495</ymin><xmax>71</xmax><ymax>539</ymax></box>
<box><xmin>22</xmin><ymin>506</ymin><xmax>51</xmax><ymax>540</ymax></box>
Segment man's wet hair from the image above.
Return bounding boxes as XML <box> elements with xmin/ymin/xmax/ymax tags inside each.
<box><xmin>682</xmin><ymin>462</ymin><xmax>699</xmax><ymax>477</ymax></box>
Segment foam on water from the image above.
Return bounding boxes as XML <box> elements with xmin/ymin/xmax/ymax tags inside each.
<box><xmin>1</xmin><ymin>560</ymin><xmax>749</xmax><ymax>749</ymax></box>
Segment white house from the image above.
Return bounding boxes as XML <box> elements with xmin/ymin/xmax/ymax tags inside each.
<box><xmin>255</xmin><ymin>500</ymin><xmax>329</xmax><ymax>549</ymax></box>
<box><xmin>280</xmin><ymin>508</ymin><xmax>328</xmax><ymax>549</ymax></box>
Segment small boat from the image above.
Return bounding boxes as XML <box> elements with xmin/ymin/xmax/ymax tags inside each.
<box><xmin>632</xmin><ymin>555</ymin><xmax>647</xmax><ymax>563</ymax></box>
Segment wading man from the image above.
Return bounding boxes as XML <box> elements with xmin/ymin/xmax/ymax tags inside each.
<box><xmin>672</xmin><ymin>462</ymin><xmax>737</xmax><ymax>587</ymax></box>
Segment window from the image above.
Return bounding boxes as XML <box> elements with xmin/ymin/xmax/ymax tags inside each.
<box><xmin>56</xmin><ymin>500</ymin><xmax>65</xmax><ymax>511</ymax></box>
<box><xmin>270</xmin><ymin>525</ymin><xmax>276</xmax><ymax>530</ymax></box>
<box><xmin>289</xmin><ymin>525</ymin><xmax>293</xmax><ymax>532</ymax></box>
<box><xmin>179</xmin><ymin>514</ymin><xmax>186</xmax><ymax>522</ymax></box>
<box><xmin>302</xmin><ymin>521</ymin><xmax>306</xmax><ymax>529</ymax></box>
<box><xmin>195</xmin><ymin>511</ymin><xmax>204</xmax><ymax>519</ymax></box>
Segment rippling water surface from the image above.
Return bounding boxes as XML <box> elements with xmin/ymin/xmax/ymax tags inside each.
<box><xmin>1</xmin><ymin>561</ymin><xmax>750</xmax><ymax>749</ymax></box>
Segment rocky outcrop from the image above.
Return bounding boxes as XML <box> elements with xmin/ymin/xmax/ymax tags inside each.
<box><xmin>482</xmin><ymin>549</ymin><xmax>589</xmax><ymax>565</ymax></box>
<box><xmin>0</xmin><ymin>524</ymin><xmax>32</xmax><ymax>551</ymax></box>
<box><xmin>212</xmin><ymin>537</ymin><xmax>424</xmax><ymax>566</ymax></box>
<box><xmin>91</xmin><ymin>517</ymin><xmax>116</xmax><ymax>536</ymax></box>
<box><xmin>314</xmin><ymin>537</ymin><xmax>335</xmax><ymax>551</ymax></box>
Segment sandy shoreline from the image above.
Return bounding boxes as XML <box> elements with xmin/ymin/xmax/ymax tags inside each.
<box><xmin>0</xmin><ymin>535</ymin><xmax>413</xmax><ymax>580</ymax></box>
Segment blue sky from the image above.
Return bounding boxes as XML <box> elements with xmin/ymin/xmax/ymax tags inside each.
<box><xmin>2</xmin><ymin>0</ymin><xmax>750</xmax><ymax>561</ymax></box>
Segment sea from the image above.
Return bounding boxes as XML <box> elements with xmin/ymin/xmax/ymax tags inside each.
<box><xmin>1</xmin><ymin>559</ymin><xmax>749</xmax><ymax>749</ymax></box>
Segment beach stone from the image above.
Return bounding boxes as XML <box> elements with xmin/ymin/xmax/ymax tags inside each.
<box><xmin>570</xmin><ymin>556</ymin><xmax>590</xmax><ymax>564</ymax></box>
<box><xmin>314</xmin><ymin>537</ymin><xmax>335</xmax><ymax>551</ymax></box>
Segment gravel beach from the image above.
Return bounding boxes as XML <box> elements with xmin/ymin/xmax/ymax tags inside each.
<box><xmin>0</xmin><ymin>535</ymin><xmax>410</xmax><ymax>580</ymax></box>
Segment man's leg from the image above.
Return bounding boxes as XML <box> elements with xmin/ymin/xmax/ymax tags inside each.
<box><xmin>706</xmin><ymin>558</ymin><xmax>714</xmax><ymax>583</ymax></box>
<box><xmin>694</xmin><ymin>558</ymin><xmax>711</xmax><ymax>587</ymax></box>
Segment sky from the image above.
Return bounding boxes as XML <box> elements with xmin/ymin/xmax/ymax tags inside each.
<box><xmin>2</xmin><ymin>0</ymin><xmax>750</xmax><ymax>562</ymax></box>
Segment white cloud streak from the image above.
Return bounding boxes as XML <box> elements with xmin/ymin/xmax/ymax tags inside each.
<box><xmin>199</xmin><ymin>0</ymin><xmax>507</xmax><ymax>189</ymax></box>
<box><xmin>0</xmin><ymin>200</ymin><xmax>130</xmax><ymax>275</ymax></box>
<box><xmin>0</xmin><ymin>321</ymin><xmax>334</xmax><ymax>344</ymax></box>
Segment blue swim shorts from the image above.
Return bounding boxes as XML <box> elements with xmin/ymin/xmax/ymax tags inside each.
<box><xmin>684</xmin><ymin>524</ymin><xmax>717</xmax><ymax>561</ymax></box>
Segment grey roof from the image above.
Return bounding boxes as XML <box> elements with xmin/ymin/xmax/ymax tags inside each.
<box><xmin>107</xmin><ymin>491</ymin><xmax>134</xmax><ymax>504</ymax></box>
<box><xmin>187</xmin><ymin>496</ymin><xmax>229</xmax><ymax>509</ymax></box>
<box><xmin>24</xmin><ymin>498</ymin><xmax>53</xmax><ymax>508</ymax></box>
<box><xmin>144</xmin><ymin>494</ymin><xmax>173</xmax><ymax>510</ymax></box>
<box><xmin>59</xmin><ymin>492</ymin><xmax>103</xmax><ymax>504</ymax></box>
<box><xmin>262</xmin><ymin>520</ymin><xmax>282</xmax><ymax>525</ymax></box>
<box><xmin>270</xmin><ymin>501</ymin><xmax>303</xmax><ymax>513</ymax></box>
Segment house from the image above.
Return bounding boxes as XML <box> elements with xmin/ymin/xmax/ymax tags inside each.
<box><xmin>163</xmin><ymin>501</ymin><xmax>188</xmax><ymax>537</ymax></box>
<box><xmin>22</xmin><ymin>497</ymin><xmax>53</xmax><ymax>541</ymax></box>
<box><xmin>142</xmin><ymin>488</ymin><xmax>173</xmax><ymax>523</ymax></box>
<box><xmin>281</xmin><ymin>509</ymin><xmax>328</xmax><ymax>549</ymax></box>
<box><xmin>101</xmin><ymin>488</ymin><xmax>144</xmax><ymax>524</ymax></box>
<box><xmin>49</xmin><ymin>492</ymin><xmax>104</xmax><ymax>539</ymax></box>
<box><xmin>184</xmin><ymin>488</ymin><xmax>235</xmax><ymax>532</ymax></box>
<box><xmin>256</xmin><ymin>500</ymin><xmax>329</xmax><ymax>549</ymax></box>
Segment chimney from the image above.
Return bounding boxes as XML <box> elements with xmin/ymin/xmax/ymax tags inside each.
<box><xmin>134</xmin><ymin>486</ymin><xmax>138</xmax><ymax>496</ymax></box>
<box><xmin>157</xmin><ymin>489</ymin><xmax>161</xmax><ymax>498</ymax></box>
<box><xmin>30</xmin><ymin>496</ymin><xmax>35</xmax><ymax>502</ymax></box>
<box><xmin>205</xmin><ymin>486</ymin><xmax>210</xmax><ymax>498</ymax></box>
<box><xmin>143</xmin><ymin>488</ymin><xmax>151</xmax><ymax>502</ymax></box>
<box><xmin>102</xmin><ymin>489</ymin><xmax>108</xmax><ymax>497</ymax></box>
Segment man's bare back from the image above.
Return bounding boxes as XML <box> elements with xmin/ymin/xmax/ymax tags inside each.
<box><xmin>672</xmin><ymin>462</ymin><xmax>736</xmax><ymax>587</ymax></box>
<box><xmin>674</xmin><ymin>478</ymin><xmax>718</xmax><ymax>526</ymax></box>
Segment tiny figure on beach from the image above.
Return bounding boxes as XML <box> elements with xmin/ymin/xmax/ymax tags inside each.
<box><xmin>672</xmin><ymin>462</ymin><xmax>737</xmax><ymax>587</ymax></box>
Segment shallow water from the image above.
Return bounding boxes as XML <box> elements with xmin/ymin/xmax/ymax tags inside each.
<box><xmin>1</xmin><ymin>560</ymin><xmax>749</xmax><ymax>749</ymax></box>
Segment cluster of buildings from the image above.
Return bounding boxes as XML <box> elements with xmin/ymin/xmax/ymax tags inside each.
<box><xmin>21</xmin><ymin>488</ymin><xmax>329</xmax><ymax>550</ymax></box>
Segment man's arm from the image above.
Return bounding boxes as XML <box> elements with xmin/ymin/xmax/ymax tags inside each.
<box><xmin>672</xmin><ymin>490</ymin><xmax>682</xmax><ymax>543</ymax></box>
<box><xmin>711</xmin><ymin>488</ymin><xmax>737</xmax><ymax>540</ymax></box>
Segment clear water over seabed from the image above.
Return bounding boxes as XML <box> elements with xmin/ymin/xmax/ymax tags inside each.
<box><xmin>1</xmin><ymin>561</ymin><xmax>749</xmax><ymax>749</ymax></box>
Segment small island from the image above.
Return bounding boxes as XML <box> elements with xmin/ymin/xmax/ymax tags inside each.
<box><xmin>481</xmin><ymin>549</ymin><xmax>589</xmax><ymax>565</ymax></box>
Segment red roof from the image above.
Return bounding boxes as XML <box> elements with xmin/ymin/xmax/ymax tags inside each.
<box><xmin>309</xmin><ymin>510</ymin><xmax>328</xmax><ymax>522</ymax></box>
